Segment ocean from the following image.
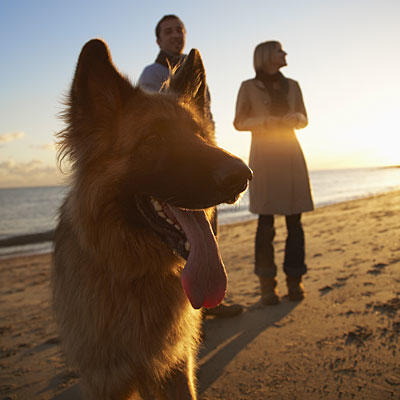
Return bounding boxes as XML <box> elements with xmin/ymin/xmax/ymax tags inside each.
<box><xmin>1</xmin><ymin>166</ymin><xmax>400</xmax><ymax>258</ymax></box>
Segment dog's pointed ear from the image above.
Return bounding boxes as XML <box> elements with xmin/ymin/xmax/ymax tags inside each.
<box><xmin>169</xmin><ymin>49</ymin><xmax>207</xmax><ymax>115</ymax></box>
<box><xmin>70</xmin><ymin>39</ymin><xmax>134</xmax><ymax>120</ymax></box>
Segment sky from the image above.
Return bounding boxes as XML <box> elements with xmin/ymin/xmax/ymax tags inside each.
<box><xmin>1</xmin><ymin>0</ymin><xmax>399</xmax><ymax>188</ymax></box>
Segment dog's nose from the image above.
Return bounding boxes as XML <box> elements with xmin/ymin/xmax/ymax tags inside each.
<box><xmin>213</xmin><ymin>158</ymin><xmax>253</xmax><ymax>190</ymax></box>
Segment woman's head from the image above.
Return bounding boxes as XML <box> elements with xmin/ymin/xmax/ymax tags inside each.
<box><xmin>253</xmin><ymin>41</ymin><xmax>287</xmax><ymax>74</ymax></box>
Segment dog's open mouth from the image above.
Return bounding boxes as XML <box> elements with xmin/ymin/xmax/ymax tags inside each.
<box><xmin>136</xmin><ymin>196</ymin><xmax>227</xmax><ymax>309</ymax></box>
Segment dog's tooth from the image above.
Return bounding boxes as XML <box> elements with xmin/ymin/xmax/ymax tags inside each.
<box><xmin>166</xmin><ymin>218</ymin><xmax>174</xmax><ymax>225</ymax></box>
<box><xmin>158</xmin><ymin>211</ymin><xmax>166</xmax><ymax>218</ymax></box>
<box><xmin>174</xmin><ymin>223</ymin><xmax>181</xmax><ymax>231</ymax></box>
<box><xmin>152</xmin><ymin>199</ymin><xmax>162</xmax><ymax>211</ymax></box>
<box><xmin>185</xmin><ymin>241</ymin><xmax>190</xmax><ymax>251</ymax></box>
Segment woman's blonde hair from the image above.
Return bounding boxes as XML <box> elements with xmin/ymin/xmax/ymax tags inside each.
<box><xmin>253</xmin><ymin>41</ymin><xmax>281</xmax><ymax>73</ymax></box>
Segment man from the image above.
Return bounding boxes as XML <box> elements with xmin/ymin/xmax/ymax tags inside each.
<box><xmin>139</xmin><ymin>15</ymin><xmax>186</xmax><ymax>92</ymax></box>
<box><xmin>138</xmin><ymin>15</ymin><xmax>242</xmax><ymax>318</ymax></box>
<box><xmin>139</xmin><ymin>15</ymin><xmax>214</xmax><ymax>123</ymax></box>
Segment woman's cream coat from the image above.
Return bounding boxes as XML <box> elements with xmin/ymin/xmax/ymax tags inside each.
<box><xmin>234</xmin><ymin>78</ymin><xmax>314</xmax><ymax>215</ymax></box>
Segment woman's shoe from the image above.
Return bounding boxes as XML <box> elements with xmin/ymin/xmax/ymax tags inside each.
<box><xmin>286</xmin><ymin>276</ymin><xmax>305</xmax><ymax>301</ymax></box>
<box><xmin>259</xmin><ymin>277</ymin><xmax>280</xmax><ymax>305</ymax></box>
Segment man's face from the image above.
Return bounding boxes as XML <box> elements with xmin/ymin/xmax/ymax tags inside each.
<box><xmin>157</xmin><ymin>18</ymin><xmax>186</xmax><ymax>55</ymax></box>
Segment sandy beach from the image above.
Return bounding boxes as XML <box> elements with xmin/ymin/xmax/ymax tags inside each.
<box><xmin>1</xmin><ymin>190</ymin><xmax>400</xmax><ymax>399</ymax></box>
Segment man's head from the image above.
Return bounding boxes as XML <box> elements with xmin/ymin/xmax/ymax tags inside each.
<box><xmin>155</xmin><ymin>15</ymin><xmax>186</xmax><ymax>56</ymax></box>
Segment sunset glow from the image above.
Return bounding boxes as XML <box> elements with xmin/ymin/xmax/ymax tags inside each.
<box><xmin>1</xmin><ymin>0</ymin><xmax>399</xmax><ymax>187</ymax></box>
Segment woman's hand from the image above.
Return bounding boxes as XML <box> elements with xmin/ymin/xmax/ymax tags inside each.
<box><xmin>282</xmin><ymin>113</ymin><xmax>307</xmax><ymax>129</ymax></box>
<box><xmin>264</xmin><ymin>116</ymin><xmax>281</xmax><ymax>127</ymax></box>
<box><xmin>282</xmin><ymin>113</ymin><xmax>299</xmax><ymax>128</ymax></box>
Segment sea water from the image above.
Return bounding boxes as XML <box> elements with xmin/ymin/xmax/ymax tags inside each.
<box><xmin>1</xmin><ymin>167</ymin><xmax>400</xmax><ymax>257</ymax></box>
<box><xmin>218</xmin><ymin>166</ymin><xmax>400</xmax><ymax>224</ymax></box>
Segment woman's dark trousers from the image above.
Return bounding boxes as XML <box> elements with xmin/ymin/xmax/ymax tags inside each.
<box><xmin>255</xmin><ymin>214</ymin><xmax>307</xmax><ymax>278</ymax></box>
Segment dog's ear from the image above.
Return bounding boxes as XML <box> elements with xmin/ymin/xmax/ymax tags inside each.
<box><xmin>169</xmin><ymin>49</ymin><xmax>208</xmax><ymax>116</ymax></box>
<box><xmin>70</xmin><ymin>39</ymin><xmax>134</xmax><ymax>121</ymax></box>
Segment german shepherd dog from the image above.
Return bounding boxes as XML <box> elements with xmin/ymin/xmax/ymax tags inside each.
<box><xmin>52</xmin><ymin>39</ymin><xmax>251</xmax><ymax>400</ymax></box>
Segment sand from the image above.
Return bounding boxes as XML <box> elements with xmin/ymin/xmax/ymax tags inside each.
<box><xmin>1</xmin><ymin>190</ymin><xmax>400</xmax><ymax>399</ymax></box>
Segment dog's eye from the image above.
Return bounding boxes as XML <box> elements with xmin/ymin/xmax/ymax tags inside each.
<box><xmin>136</xmin><ymin>134</ymin><xmax>166</xmax><ymax>159</ymax></box>
<box><xmin>141</xmin><ymin>134</ymin><xmax>165</xmax><ymax>147</ymax></box>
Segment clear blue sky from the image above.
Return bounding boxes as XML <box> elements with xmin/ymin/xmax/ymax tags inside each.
<box><xmin>1</xmin><ymin>0</ymin><xmax>399</xmax><ymax>187</ymax></box>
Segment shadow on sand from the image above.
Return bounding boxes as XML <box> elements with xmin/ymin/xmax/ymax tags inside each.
<box><xmin>50</xmin><ymin>301</ymin><xmax>298</xmax><ymax>399</ymax></box>
<box><xmin>51</xmin><ymin>384</ymin><xmax>81</xmax><ymax>400</ymax></box>
<box><xmin>198</xmin><ymin>300</ymin><xmax>299</xmax><ymax>394</ymax></box>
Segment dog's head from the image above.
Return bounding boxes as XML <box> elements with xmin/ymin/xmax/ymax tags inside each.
<box><xmin>58</xmin><ymin>39</ymin><xmax>252</xmax><ymax>309</ymax></box>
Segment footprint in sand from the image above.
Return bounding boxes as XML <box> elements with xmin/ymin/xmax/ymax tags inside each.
<box><xmin>0</xmin><ymin>326</ymin><xmax>12</xmax><ymax>335</ymax></box>
<box><xmin>377</xmin><ymin>322</ymin><xmax>400</xmax><ymax>353</ymax></box>
<box><xmin>44</xmin><ymin>337</ymin><xmax>60</xmax><ymax>345</ymax></box>
<box><xmin>367</xmin><ymin>298</ymin><xmax>400</xmax><ymax>317</ymax></box>
<box><xmin>344</xmin><ymin>325</ymin><xmax>373</xmax><ymax>347</ymax></box>
<box><xmin>363</xmin><ymin>282</ymin><xmax>374</xmax><ymax>287</ymax></box>
<box><xmin>319</xmin><ymin>276</ymin><xmax>351</xmax><ymax>296</ymax></box>
<box><xmin>329</xmin><ymin>248</ymin><xmax>344</xmax><ymax>253</ymax></box>
<box><xmin>338</xmin><ymin>310</ymin><xmax>362</xmax><ymax>317</ymax></box>
<box><xmin>350</xmin><ymin>257</ymin><xmax>364</xmax><ymax>265</ymax></box>
<box><xmin>367</xmin><ymin>263</ymin><xmax>388</xmax><ymax>275</ymax></box>
<box><xmin>319</xmin><ymin>285</ymin><xmax>333</xmax><ymax>295</ymax></box>
<box><xmin>336</xmin><ymin>275</ymin><xmax>352</xmax><ymax>282</ymax></box>
<box><xmin>332</xmin><ymin>282</ymin><xmax>346</xmax><ymax>289</ymax></box>
<box><xmin>361</xmin><ymin>291</ymin><xmax>374</xmax><ymax>297</ymax></box>
<box><xmin>333</xmin><ymin>276</ymin><xmax>350</xmax><ymax>288</ymax></box>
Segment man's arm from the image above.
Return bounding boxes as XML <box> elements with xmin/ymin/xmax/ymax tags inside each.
<box><xmin>138</xmin><ymin>64</ymin><xmax>169</xmax><ymax>93</ymax></box>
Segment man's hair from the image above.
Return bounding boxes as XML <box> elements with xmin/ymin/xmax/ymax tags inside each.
<box><xmin>155</xmin><ymin>15</ymin><xmax>184</xmax><ymax>39</ymax></box>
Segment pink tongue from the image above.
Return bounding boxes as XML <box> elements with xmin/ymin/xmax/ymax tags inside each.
<box><xmin>168</xmin><ymin>207</ymin><xmax>227</xmax><ymax>309</ymax></box>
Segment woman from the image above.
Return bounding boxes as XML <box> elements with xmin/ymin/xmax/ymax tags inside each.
<box><xmin>234</xmin><ymin>41</ymin><xmax>314</xmax><ymax>304</ymax></box>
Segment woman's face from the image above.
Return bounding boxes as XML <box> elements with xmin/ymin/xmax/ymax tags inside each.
<box><xmin>268</xmin><ymin>44</ymin><xmax>287</xmax><ymax>70</ymax></box>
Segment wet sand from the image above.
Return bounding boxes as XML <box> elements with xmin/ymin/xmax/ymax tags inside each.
<box><xmin>1</xmin><ymin>190</ymin><xmax>400</xmax><ymax>399</ymax></box>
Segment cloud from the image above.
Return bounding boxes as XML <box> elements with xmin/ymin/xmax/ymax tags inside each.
<box><xmin>0</xmin><ymin>158</ymin><xmax>65</xmax><ymax>188</ymax></box>
<box><xmin>0</xmin><ymin>131</ymin><xmax>25</xmax><ymax>144</ymax></box>
<box><xmin>30</xmin><ymin>143</ymin><xmax>56</xmax><ymax>151</ymax></box>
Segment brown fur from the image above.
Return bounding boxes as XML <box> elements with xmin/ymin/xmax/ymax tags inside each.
<box><xmin>52</xmin><ymin>39</ymin><xmax>250</xmax><ymax>399</ymax></box>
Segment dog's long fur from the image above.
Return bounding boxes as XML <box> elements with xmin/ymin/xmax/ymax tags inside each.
<box><xmin>52</xmin><ymin>39</ymin><xmax>250</xmax><ymax>399</ymax></box>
